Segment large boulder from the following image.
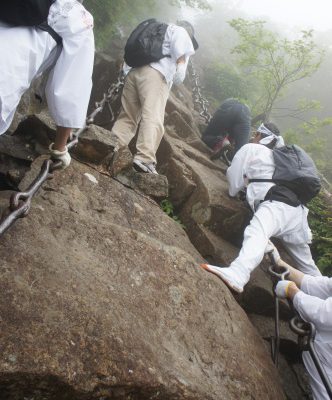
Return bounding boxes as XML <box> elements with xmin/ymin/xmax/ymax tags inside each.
<box><xmin>0</xmin><ymin>161</ymin><xmax>285</xmax><ymax>400</ymax></box>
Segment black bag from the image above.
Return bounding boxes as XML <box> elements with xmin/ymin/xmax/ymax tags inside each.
<box><xmin>0</xmin><ymin>0</ymin><xmax>62</xmax><ymax>44</ymax></box>
<box><xmin>0</xmin><ymin>0</ymin><xmax>55</xmax><ymax>26</ymax></box>
<box><xmin>124</xmin><ymin>19</ymin><xmax>170</xmax><ymax>68</ymax></box>
<box><xmin>250</xmin><ymin>145</ymin><xmax>321</xmax><ymax>204</ymax></box>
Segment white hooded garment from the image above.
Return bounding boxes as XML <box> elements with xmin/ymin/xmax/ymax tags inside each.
<box><xmin>294</xmin><ymin>275</ymin><xmax>332</xmax><ymax>400</ymax></box>
<box><xmin>0</xmin><ymin>0</ymin><xmax>94</xmax><ymax>133</ymax></box>
<box><xmin>226</xmin><ymin>140</ymin><xmax>321</xmax><ymax>278</ymax></box>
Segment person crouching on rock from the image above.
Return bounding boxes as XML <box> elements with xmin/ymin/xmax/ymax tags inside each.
<box><xmin>0</xmin><ymin>0</ymin><xmax>95</xmax><ymax>169</ymax></box>
<box><xmin>201</xmin><ymin>98</ymin><xmax>251</xmax><ymax>160</ymax></box>
<box><xmin>201</xmin><ymin>121</ymin><xmax>321</xmax><ymax>293</ymax></box>
<box><xmin>275</xmin><ymin>265</ymin><xmax>332</xmax><ymax>400</ymax></box>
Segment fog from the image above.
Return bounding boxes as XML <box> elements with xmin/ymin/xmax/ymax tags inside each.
<box><xmin>233</xmin><ymin>0</ymin><xmax>332</xmax><ymax>32</ymax></box>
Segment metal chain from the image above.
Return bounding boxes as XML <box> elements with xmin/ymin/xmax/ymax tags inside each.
<box><xmin>0</xmin><ymin>70</ymin><xmax>124</xmax><ymax>237</ymax></box>
<box><xmin>188</xmin><ymin>60</ymin><xmax>212</xmax><ymax>125</ymax></box>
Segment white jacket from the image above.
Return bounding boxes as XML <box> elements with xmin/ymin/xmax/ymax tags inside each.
<box><xmin>0</xmin><ymin>0</ymin><xmax>94</xmax><ymax>132</ymax></box>
<box><xmin>226</xmin><ymin>142</ymin><xmax>276</xmax><ymax>210</ymax></box>
<box><xmin>293</xmin><ymin>275</ymin><xmax>332</xmax><ymax>400</ymax></box>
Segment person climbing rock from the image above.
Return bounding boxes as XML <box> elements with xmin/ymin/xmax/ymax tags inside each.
<box><xmin>275</xmin><ymin>266</ymin><xmax>332</xmax><ymax>400</ymax></box>
<box><xmin>201</xmin><ymin>98</ymin><xmax>251</xmax><ymax>160</ymax></box>
<box><xmin>110</xmin><ymin>19</ymin><xmax>198</xmax><ymax>175</ymax></box>
<box><xmin>0</xmin><ymin>0</ymin><xmax>95</xmax><ymax>169</ymax></box>
<box><xmin>201</xmin><ymin>122</ymin><xmax>321</xmax><ymax>293</ymax></box>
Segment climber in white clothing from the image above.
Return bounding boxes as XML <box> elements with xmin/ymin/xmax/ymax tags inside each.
<box><xmin>275</xmin><ymin>267</ymin><xmax>332</xmax><ymax>400</ymax></box>
<box><xmin>201</xmin><ymin>122</ymin><xmax>321</xmax><ymax>293</ymax></box>
<box><xmin>0</xmin><ymin>0</ymin><xmax>95</xmax><ymax>168</ymax></box>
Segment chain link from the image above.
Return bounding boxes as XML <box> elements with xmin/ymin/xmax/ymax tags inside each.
<box><xmin>188</xmin><ymin>60</ymin><xmax>212</xmax><ymax>125</ymax></box>
<box><xmin>0</xmin><ymin>70</ymin><xmax>125</xmax><ymax>236</ymax></box>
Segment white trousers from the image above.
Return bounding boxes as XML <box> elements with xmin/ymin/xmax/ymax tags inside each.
<box><xmin>303</xmin><ymin>342</ymin><xmax>332</xmax><ymax>400</ymax></box>
<box><xmin>230</xmin><ymin>201</ymin><xmax>321</xmax><ymax>279</ymax></box>
<box><xmin>0</xmin><ymin>0</ymin><xmax>94</xmax><ymax>133</ymax></box>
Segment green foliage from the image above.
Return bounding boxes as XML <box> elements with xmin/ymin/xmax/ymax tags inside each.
<box><xmin>228</xmin><ymin>18</ymin><xmax>324</xmax><ymax>119</ymax></box>
<box><xmin>160</xmin><ymin>199</ymin><xmax>184</xmax><ymax>228</ymax></box>
<box><xmin>204</xmin><ymin>63</ymin><xmax>251</xmax><ymax>108</ymax></box>
<box><xmin>308</xmin><ymin>195</ymin><xmax>332</xmax><ymax>276</ymax></box>
<box><xmin>284</xmin><ymin>114</ymin><xmax>332</xmax><ymax>179</ymax></box>
<box><xmin>85</xmin><ymin>0</ymin><xmax>209</xmax><ymax>48</ymax></box>
<box><xmin>85</xmin><ymin>0</ymin><xmax>157</xmax><ymax>47</ymax></box>
<box><xmin>169</xmin><ymin>0</ymin><xmax>210</xmax><ymax>9</ymax></box>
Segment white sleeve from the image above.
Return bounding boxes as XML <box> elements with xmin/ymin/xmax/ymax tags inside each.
<box><xmin>170</xmin><ymin>26</ymin><xmax>195</xmax><ymax>62</ymax></box>
<box><xmin>301</xmin><ymin>275</ymin><xmax>332</xmax><ymax>300</ymax></box>
<box><xmin>293</xmin><ymin>291</ymin><xmax>332</xmax><ymax>330</ymax></box>
<box><xmin>226</xmin><ymin>145</ymin><xmax>251</xmax><ymax>197</ymax></box>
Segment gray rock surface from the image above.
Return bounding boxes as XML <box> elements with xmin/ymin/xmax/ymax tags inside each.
<box><xmin>0</xmin><ymin>162</ymin><xmax>285</xmax><ymax>400</ymax></box>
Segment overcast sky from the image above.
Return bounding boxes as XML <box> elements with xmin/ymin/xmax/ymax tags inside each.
<box><xmin>233</xmin><ymin>0</ymin><xmax>332</xmax><ymax>31</ymax></box>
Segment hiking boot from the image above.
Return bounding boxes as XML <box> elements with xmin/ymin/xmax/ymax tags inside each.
<box><xmin>200</xmin><ymin>264</ymin><xmax>248</xmax><ymax>293</ymax></box>
<box><xmin>210</xmin><ymin>137</ymin><xmax>231</xmax><ymax>160</ymax></box>
<box><xmin>133</xmin><ymin>159</ymin><xmax>158</xmax><ymax>174</ymax></box>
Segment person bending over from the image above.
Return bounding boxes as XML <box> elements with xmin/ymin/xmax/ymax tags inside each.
<box><xmin>201</xmin><ymin>122</ymin><xmax>321</xmax><ymax>293</ymax></box>
<box><xmin>201</xmin><ymin>98</ymin><xmax>251</xmax><ymax>159</ymax></box>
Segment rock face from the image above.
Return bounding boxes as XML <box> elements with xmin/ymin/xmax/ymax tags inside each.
<box><xmin>0</xmin><ymin>162</ymin><xmax>285</xmax><ymax>400</ymax></box>
<box><xmin>0</xmin><ymin>52</ymin><xmax>308</xmax><ymax>399</ymax></box>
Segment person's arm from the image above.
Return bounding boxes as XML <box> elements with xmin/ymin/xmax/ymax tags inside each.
<box><xmin>293</xmin><ymin>292</ymin><xmax>332</xmax><ymax>331</ymax></box>
<box><xmin>300</xmin><ymin>275</ymin><xmax>332</xmax><ymax>299</ymax></box>
<box><xmin>171</xmin><ymin>27</ymin><xmax>194</xmax><ymax>85</ymax></box>
<box><xmin>275</xmin><ymin>272</ymin><xmax>332</xmax><ymax>330</ymax></box>
<box><xmin>226</xmin><ymin>144</ymin><xmax>251</xmax><ymax>196</ymax></box>
<box><xmin>278</xmin><ymin>271</ymin><xmax>332</xmax><ymax>300</ymax></box>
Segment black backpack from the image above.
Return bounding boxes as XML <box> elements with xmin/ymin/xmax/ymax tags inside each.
<box><xmin>0</xmin><ymin>0</ymin><xmax>62</xmax><ymax>44</ymax></box>
<box><xmin>124</xmin><ymin>19</ymin><xmax>170</xmax><ymax>68</ymax></box>
<box><xmin>250</xmin><ymin>145</ymin><xmax>321</xmax><ymax>204</ymax></box>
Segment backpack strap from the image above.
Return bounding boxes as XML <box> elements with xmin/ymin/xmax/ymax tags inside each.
<box><xmin>37</xmin><ymin>21</ymin><xmax>62</xmax><ymax>45</ymax></box>
<box><xmin>248</xmin><ymin>179</ymin><xmax>274</xmax><ymax>183</ymax></box>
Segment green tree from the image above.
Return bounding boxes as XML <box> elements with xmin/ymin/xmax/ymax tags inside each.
<box><xmin>228</xmin><ymin>18</ymin><xmax>325</xmax><ymax>121</ymax></box>
<box><xmin>85</xmin><ymin>0</ymin><xmax>209</xmax><ymax>48</ymax></box>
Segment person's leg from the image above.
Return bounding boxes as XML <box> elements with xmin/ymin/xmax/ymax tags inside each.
<box><xmin>202</xmin><ymin>202</ymin><xmax>286</xmax><ymax>292</ymax></box>
<box><xmin>134</xmin><ymin>66</ymin><xmax>170</xmax><ymax>164</ymax></box>
<box><xmin>231</xmin><ymin>104</ymin><xmax>251</xmax><ymax>153</ymax></box>
<box><xmin>302</xmin><ymin>344</ymin><xmax>332</xmax><ymax>400</ymax></box>
<box><xmin>54</xmin><ymin>126</ymin><xmax>71</xmax><ymax>151</ymax></box>
<box><xmin>282</xmin><ymin>242</ymin><xmax>321</xmax><ymax>276</ymax></box>
<box><xmin>280</xmin><ymin>205</ymin><xmax>321</xmax><ymax>276</ymax></box>
<box><xmin>45</xmin><ymin>0</ymin><xmax>95</xmax><ymax>129</ymax></box>
<box><xmin>110</xmin><ymin>70</ymin><xmax>141</xmax><ymax>146</ymax></box>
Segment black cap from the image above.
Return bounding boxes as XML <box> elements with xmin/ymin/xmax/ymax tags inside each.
<box><xmin>177</xmin><ymin>20</ymin><xmax>199</xmax><ymax>50</ymax></box>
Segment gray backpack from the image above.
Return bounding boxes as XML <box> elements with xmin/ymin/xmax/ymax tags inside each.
<box><xmin>250</xmin><ymin>145</ymin><xmax>321</xmax><ymax>204</ymax></box>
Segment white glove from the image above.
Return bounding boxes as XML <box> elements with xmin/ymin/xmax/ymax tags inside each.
<box><xmin>173</xmin><ymin>63</ymin><xmax>187</xmax><ymax>85</ymax></box>
<box><xmin>49</xmin><ymin>143</ymin><xmax>71</xmax><ymax>169</ymax></box>
<box><xmin>275</xmin><ymin>280</ymin><xmax>292</xmax><ymax>299</ymax></box>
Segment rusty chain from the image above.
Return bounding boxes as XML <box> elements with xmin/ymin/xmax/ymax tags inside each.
<box><xmin>0</xmin><ymin>70</ymin><xmax>124</xmax><ymax>237</ymax></box>
<box><xmin>188</xmin><ymin>60</ymin><xmax>212</xmax><ymax>125</ymax></box>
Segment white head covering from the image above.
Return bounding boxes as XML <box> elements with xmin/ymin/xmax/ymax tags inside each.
<box><xmin>257</xmin><ymin>123</ymin><xmax>285</xmax><ymax>148</ymax></box>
